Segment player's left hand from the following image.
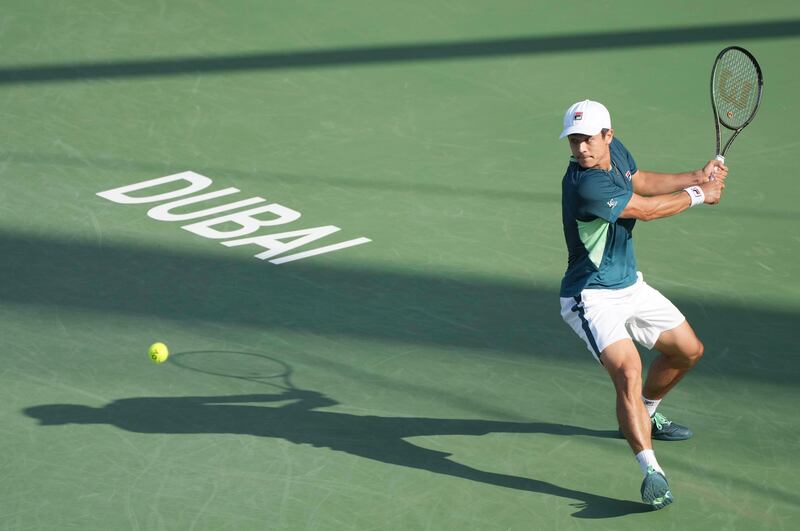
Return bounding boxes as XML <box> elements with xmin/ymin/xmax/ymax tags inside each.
<box><xmin>701</xmin><ymin>160</ymin><xmax>728</xmax><ymax>182</ymax></box>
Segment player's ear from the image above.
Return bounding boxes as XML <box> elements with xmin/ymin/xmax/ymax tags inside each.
<box><xmin>602</xmin><ymin>128</ymin><xmax>614</xmax><ymax>144</ymax></box>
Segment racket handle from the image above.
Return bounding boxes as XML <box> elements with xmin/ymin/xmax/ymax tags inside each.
<box><xmin>708</xmin><ymin>155</ymin><xmax>725</xmax><ymax>181</ymax></box>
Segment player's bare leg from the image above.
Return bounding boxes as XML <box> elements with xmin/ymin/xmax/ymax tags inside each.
<box><xmin>602</xmin><ymin>339</ymin><xmax>651</xmax><ymax>452</ymax></box>
<box><xmin>643</xmin><ymin>320</ymin><xmax>704</xmax><ymax>400</ymax></box>
<box><xmin>638</xmin><ymin>320</ymin><xmax>703</xmax><ymax>441</ymax></box>
<box><xmin>602</xmin><ymin>339</ymin><xmax>673</xmax><ymax>509</ymax></box>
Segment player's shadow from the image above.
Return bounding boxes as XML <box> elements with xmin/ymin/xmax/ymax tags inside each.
<box><xmin>24</xmin><ymin>388</ymin><xmax>649</xmax><ymax>519</ymax></box>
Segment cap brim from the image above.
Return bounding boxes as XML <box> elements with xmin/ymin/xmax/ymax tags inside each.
<box><xmin>559</xmin><ymin>124</ymin><xmax>603</xmax><ymax>139</ymax></box>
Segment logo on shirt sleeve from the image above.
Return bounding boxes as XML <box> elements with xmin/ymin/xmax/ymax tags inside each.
<box><xmin>625</xmin><ymin>170</ymin><xmax>632</xmax><ymax>180</ymax></box>
<box><xmin>607</xmin><ymin>198</ymin><xmax>618</xmax><ymax>208</ymax></box>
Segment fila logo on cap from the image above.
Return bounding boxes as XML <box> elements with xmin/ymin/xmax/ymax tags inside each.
<box><xmin>574</xmin><ymin>112</ymin><xmax>583</xmax><ymax>121</ymax></box>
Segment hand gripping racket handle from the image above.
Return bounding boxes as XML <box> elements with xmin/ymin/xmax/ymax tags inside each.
<box><xmin>709</xmin><ymin>154</ymin><xmax>725</xmax><ymax>181</ymax></box>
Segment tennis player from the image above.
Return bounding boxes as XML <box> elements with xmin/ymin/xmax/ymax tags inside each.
<box><xmin>558</xmin><ymin>100</ymin><xmax>727</xmax><ymax>510</ymax></box>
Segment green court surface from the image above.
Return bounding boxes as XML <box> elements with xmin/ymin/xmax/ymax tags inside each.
<box><xmin>2</xmin><ymin>1</ymin><xmax>799</xmax><ymax>530</ymax></box>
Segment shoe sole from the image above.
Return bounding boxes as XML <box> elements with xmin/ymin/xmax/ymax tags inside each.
<box><xmin>649</xmin><ymin>491</ymin><xmax>674</xmax><ymax>510</ymax></box>
<box><xmin>652</xmin><ymin>433</ymin><xmax>692</xmax><ymax>441</ymax></box>
<box><xmin>617</xmin><ymin>430</ymin><xmax>693</xmax><ymax>441</ymax></box>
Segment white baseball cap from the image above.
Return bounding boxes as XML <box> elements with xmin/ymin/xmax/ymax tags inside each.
<box><xmin>559</xmin><ymin>100</ymin><xmax>611</xmax><ymax>139</ymax></box>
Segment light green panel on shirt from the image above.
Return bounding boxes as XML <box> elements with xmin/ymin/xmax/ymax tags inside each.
<box><xmin>577</xmin><ymin>218</ymin><xmax>609</xmax><ymax>268</ymax></box>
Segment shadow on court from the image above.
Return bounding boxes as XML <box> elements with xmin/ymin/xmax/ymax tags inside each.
<box><xmin>0</xmin><ymin>19</ymin><xmax>798</xmax><ymax>84</ymax></box>
<box><xmin>0</xmin><ymin>230</ymin><xmax>795</xmax><ymax>387</ymax></box>
<box><xmin>24</xmin><ymin>388</ymin><xmax>648</xmax><ymax>519</ymax></box>
<box><xmin>5</xmin><ymin>150</ymin><xmax>799</xmax><ymax>221</ymax></box>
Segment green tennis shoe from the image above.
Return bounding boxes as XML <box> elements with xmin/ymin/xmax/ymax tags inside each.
<box><xmin>641</xmin><ymin>466</ymin><xmax>673</xmax><ymax>510</ymax></box>
<box><xmin>650</xmin><ymin>412</ymin><xmax>693</xmax><ymax>441</ymax></box>
<box><xmin>617</xmin><ymin>412</ymin><xmax>694</xmax><ymax>440</ymax></box>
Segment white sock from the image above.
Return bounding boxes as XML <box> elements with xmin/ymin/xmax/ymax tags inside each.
<box><xmin>635</xmin><ymin>449</ymin><xmax>664</xmax><ymax>477</ymax></box>
<box><xmin>642</xmin><ymin>396</ymin><xmax>661</xmax><ymax>417</ymax></box>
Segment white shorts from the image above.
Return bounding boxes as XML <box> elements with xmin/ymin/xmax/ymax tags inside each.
<box><xmin>560</xmin><ymin>272</ymin><xmax>685</xmax><ymax>364</ymax></box>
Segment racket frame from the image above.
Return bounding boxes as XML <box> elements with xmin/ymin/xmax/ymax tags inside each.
<box><xmin>711</xmin><ymin>45</ymin><xmax>764</xmax><ymax>163</ymax></box>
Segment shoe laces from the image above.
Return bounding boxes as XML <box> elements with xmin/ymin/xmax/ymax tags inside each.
<box><xmin>651</xmin><ymin>412</ymin><xmax>671</xmax><ymax>430</ymax></box>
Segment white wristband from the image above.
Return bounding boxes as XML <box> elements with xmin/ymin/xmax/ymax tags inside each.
<box><xmin>683</xmin><ymin>185</ymin><xmax>705</xmax><ymax>207</ymax></box>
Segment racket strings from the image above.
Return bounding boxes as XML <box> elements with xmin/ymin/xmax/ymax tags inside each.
<box><xmin>713</xmin><ymin>49</ymin><xmax>760</xmax><ymax>129</ymax></box>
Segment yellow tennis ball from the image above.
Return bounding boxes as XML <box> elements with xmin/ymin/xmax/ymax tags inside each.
<box><xmin>148</xmin><ymin>342</ymin><xmax>169</xmax><ymax>364</ymax></box>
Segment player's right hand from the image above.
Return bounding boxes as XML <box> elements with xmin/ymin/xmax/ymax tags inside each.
<box><xmin>700</xmin><ymin>179</ymin><xmax>725</xmax><ymax>205</ymax></box>
<box><xmin>702</xmin><ymin>159</ymin><xmax>728</xmax><ymax>182</ymax></box>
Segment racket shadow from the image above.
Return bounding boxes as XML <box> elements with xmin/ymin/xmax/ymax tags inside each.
<box><xmin>170</xmin><ymin>350</ymin><xmax>297</xmax><ymax>391</ymax></box>
<box><xmin>24</xmin><ymin>383</ymin><xmax>647</xmax><ymax>519</ymax></box>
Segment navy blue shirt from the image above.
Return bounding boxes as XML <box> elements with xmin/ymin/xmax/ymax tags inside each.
<box><xmin>560</xmin><ymin>138</ymin><xmax>638</xmax><ymax>297</ymax></box>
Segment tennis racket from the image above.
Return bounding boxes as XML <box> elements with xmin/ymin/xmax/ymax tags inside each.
<box><xmin>710</xmin><ymin>46</ymin><xmax>763</xmax><ymax>164</ymax></box>
<box><xmin>171</xmin><ymin>350</ymin><xmax>296</xmax><ymax>391</ymax></box>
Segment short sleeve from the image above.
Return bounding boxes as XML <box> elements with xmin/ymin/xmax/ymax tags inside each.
<box><xmin>576</xmin><ymin>172</ymin><xmax>632</xmax><ymax>222</ymax></box>
<box><xmin>624</xmin><ymin>145</ymin><xmax>638</xmax><ymax>175</ymax></box>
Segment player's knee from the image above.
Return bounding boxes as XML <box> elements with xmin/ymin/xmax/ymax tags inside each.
<box><xmin>676</xmin><ymin>339</ymin><xmax>704</xmax><ymax>368</ymax></box>
<box><xmin>690</xmin><ymin>340</ymin><xmax>704</xmax><ymax>364</ymax></box>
